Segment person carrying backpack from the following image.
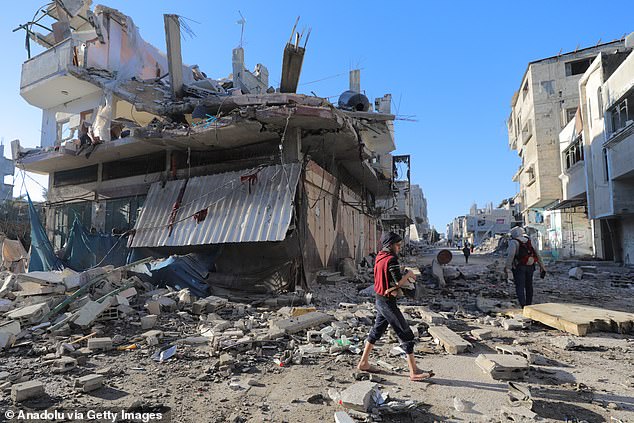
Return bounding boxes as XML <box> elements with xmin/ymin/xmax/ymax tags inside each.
<box><xmin>503</xmin><ymin>226</ymin><xmax>546</xmax><ymax>307</ymax></box>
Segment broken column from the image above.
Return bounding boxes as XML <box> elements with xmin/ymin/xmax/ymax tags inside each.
<box><xmin>164</xmin><ymin>14</ymin><xmax>184</xmax><ymax>98</ymax></box>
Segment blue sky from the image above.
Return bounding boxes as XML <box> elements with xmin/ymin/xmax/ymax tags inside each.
<box><xmin>1</xmin><ymin>1</ymin><xmax>633</xmax><ymax>231</ymax></box>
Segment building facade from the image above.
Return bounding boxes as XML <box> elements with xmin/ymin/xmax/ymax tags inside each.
<box><xmin>507</xmin><ymin>40</ymin><xmax>627</xmax><ymax>250</ymax></box>
<box><xmin>577</xmin><ymin>45</ymin><xmax>634</xmax><ymax>264</ymax></box>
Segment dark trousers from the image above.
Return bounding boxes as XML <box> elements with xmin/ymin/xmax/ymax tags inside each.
<box><xmin>512</xmin><ymin>264</ymin><xmax>535</xmax><ymax>307</ymax></box>
<box><xmin>367</xmin><ymin>295</ymin><xmax>415</xmax><ymax>354</ymax></box>
<box><xmin>464</xmin><ymin>254</ymin><xmax>470</xmax><ymax>263</ymax></box>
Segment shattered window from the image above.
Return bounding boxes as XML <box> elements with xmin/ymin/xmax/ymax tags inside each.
<box><xmin>565</xmin><ymin>57</ymin><xmax>594</xmax><ymax>76</ymax></box>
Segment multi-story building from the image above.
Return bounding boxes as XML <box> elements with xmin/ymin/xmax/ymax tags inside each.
<box><xmin>577</xmin><ymin>43</ymin><xmax>634</xmax><ymax>264</ymax></box>
<box><xmin>410</xmin><ymin>184</ymin><xmax>430</xmax><ymax>240</ymax></box>
<box><xmin>12</xmin><ymin>1</ymin><xmax>401</xmax><ymax>285</ymax></box>
<box><xmin>508</xmin><ymin>40</ymin><xmax>627</xmax><ymax>249</ymax></box>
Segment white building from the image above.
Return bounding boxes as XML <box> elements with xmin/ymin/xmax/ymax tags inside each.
<box><xmin>507</xmin><ymin>40</ymin><xmax>627</xmax><ymax>249</ymax></box>
<box><xmin>577</xmin><ymin>43</ymin><xmax>634</xmax><ymax>264</ymax></box>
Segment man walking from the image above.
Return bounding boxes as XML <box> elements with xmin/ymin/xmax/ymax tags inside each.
<box><xmin>357</xmin><ymin>232</ymin><xmax>434</xmax><ymax>381</ymax></box>
<box><xmin>503</xmin><ymin>226</ymin><xmax>546</xmax><ymax>307</ymax></box>
<box><xmin>462</xmin><ymin>244</ymin><xmax>471</xmax><ymax>263</ymax></box>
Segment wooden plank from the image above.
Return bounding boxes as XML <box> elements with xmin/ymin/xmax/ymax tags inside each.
<box><xmin>523</xmin><ymin>303</ymin><xmax>634</xmax><ymax>336</ymax></box>
<box><xmin>428</xmin><ymin>325</ymin><xmax>472</xmax><ymax>354</ymax></box>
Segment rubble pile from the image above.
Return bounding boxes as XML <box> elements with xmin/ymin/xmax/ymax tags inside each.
<box><xmin>0</xmin><ymin>251</ymin><xmax>633</xmax><ymax>421</ymax></box>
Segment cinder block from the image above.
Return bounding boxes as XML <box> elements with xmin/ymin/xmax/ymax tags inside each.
<box><xmin>11</xmin><ymin>380</ymin><xmax>44</xmax><ymax>402</ymax></box>
<box><xmin>74</xmin><ymin>374</ymin><xmax>104</xmax><ymax>392</ymax></box>
<box><xmin>87</xmin><ymin>337</ymin><xmax>113</xmax><ymax>352</ymax></box>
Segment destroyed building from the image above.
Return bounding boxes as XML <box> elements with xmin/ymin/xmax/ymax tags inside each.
<box><xmin>0</xmin><ymin>145</ymin><xmax>15</xmax><ymax>202</ymax></box>
<box><xmin>12</xmin><ymin>1</ymin><xmax>404</xmax><ymax>292</ymax></box>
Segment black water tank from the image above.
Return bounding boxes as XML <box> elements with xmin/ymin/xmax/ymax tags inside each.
<box><xmin>338</xmin><ymin>90</ymin><xmax>370</xmax><ymax>112</ymax></box>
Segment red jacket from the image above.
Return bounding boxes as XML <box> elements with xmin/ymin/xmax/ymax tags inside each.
<box><xmin>374</xmin><ymin>250</ymin><xmax>401</xmax><ymax>296</ymax></box>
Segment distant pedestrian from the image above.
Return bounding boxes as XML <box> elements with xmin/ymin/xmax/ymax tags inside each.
<box><xmin>462</xmin><ymin>245</ymin><xmax>471</xmax><ymax>263</ymax></box>
<box><xmin>357</xmin><ymin>232</ymin><xmax>434</xmax><ymax>381</ymax></box>
<box><xmin>504</xmin><ymin>226</ymin><xmax>546</xmax><ymax>307</ymax></box>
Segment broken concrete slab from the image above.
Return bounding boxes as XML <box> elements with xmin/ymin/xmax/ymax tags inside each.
<box><xmin>523</xmin><ymin>303</ymin><xmax>634</xmax><ymax>336</ymax></box>
<box><xmin>6</xmin><ymin>302</ymin><xmax>50</xmax><ymax>324</ymax></box>
<box><xmin>500</xmin><ymin>405</ymin><xmax>537</xmax><ymax>421</ymax></box>
<box><xmin>11</xmin><ymin>380</ymin><xmax>45</xmax><ymax>402</ymax></box>
<box><xmin>471</xmin><ymin>328</ymin><xmax>492</xmax><ymax>340</ymax></box>
<box><xmin>0</xmin><ymin>320</ymin><xmax>20</xmax><ymax>350</ymax></box>
<box><xmin>340</xmin><ymin>381</ymin><xmax>380</xmax><ymax>412</ymax></box>
<box><xmin>475</xmin><ymin>354</ymin><xmax>528</xmax><ymax>380</ymax></box>
<box><xmin>271</xmin><ymin>311</ymin><xmax>334</xmax><ymax>334</ymax></box>
<box><xmin>74</xmin><ymin>374</ymin><xmax>104</xmax><ymax>392</ymax></box>
<box><xmin>72</xmin><ymin>300</ymin><xmax>111</xmax><ymax>328</ymax></box>
<box><xmin>503</xmin><ymin>318</ymin><xmax>530</xmax><ymax>331</ymax></box>
<box><xmin>145</xmin><ymin>300</ymin><xmax>161</xmax><ymax>316</ymax></box>
<box><xmin>428</xmin><ymin>325</ymin><xmax>472</xmax><ymax>354</ymax></box>
<box><xmin>87</xmin><ymin>337</ymin><xmax>113</xmax><ymax>351</ymax></box>
<box><xmin>495</xmin><ymin>345</ymin><xmax>534</xmax><ymax>364</ymax></box>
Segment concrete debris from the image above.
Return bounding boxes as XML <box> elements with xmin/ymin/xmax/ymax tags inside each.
<box><xmin>340</xmin><ymin>381</ymin><xmax>381</xmax><ymax>412</ymax></box>
<box><xmin>74</xmin><ymin>374</ymin><xmax>104</xmax><ymax>392</ymax></box>
<box><xmin>11</xmin><ymin>380</ymin><xmax>45</xmax><ymax>402</ymax></box>
<box><xmin>475</xmin><ymin>354</ymin><xmax>529</xmax><ymax>380</ymax></box>
<box><xmin>334</xmin><ymin>411</ymin><xmax>356</xmax><ymax>423</ymax></box>
<box><xmin>428</xmin><ymin>325</ymin><xmax>472</xmax><ymax>354</ymax></box>
<box><xmin>270</xmin><ymin>311</ymin><xmax>334</xmax><ymax>334</ymax></box>
<box><xmin>568</xmin><ymin>267</ymin><xmax>584</xmax><ymax>280</ymax></box>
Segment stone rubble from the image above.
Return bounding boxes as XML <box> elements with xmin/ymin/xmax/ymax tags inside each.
<box><xmin>0</xmin><ymin>252</ymin><xmax>632</xmax><ymax>421</ymax></box>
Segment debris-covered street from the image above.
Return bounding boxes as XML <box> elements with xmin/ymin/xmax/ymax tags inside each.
<box><xmin>1</xmin><ymin>248</ymin><xmax>633</xmax><ymax>422</ymax></box>
<box><xmin>0</xmin><ymin>1</ymin><xmax>633</xmax><ymax>422</ymax></box>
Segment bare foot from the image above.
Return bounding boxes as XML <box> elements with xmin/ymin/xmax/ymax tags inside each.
<box><xmin>357</xmin><ymin>363</ymin><xmax>382</xmax><ymax>373</ymax></box>
<box><xmin>410</xmin><ymin>370</ymin><xmax>434</xmax><ymax>381</ymax></box>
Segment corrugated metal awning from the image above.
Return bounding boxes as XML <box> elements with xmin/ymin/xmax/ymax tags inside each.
<box><xmin>130</xmin><ymin>163</ymin><xmax>301</xmax><ymax>247</ymax></box>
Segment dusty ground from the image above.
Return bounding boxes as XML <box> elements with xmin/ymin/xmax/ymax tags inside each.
<box><xmin>1</xmin><ymin>250</ymin><xmax>633</xmax><ymax>423</ymax></box>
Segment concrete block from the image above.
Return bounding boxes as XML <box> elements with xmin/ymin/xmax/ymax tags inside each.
<box><xmin>334</xmin><ymin>411</ymin><xmax>355</xmax><ymax>423</ymax></box>
<box><xmin>475</xmin><ymin>354</ymin><xmax>528</xmax><ymax>380</ymax></box>
<box><xmin>428</xmin><ymin>325</ymin><xmax>472</xmax><ymax>354</ymax></box>
<box><xmin>568</xmin><ymin>267</ymin><xmax>584</xmax><ymax>280</ymax></box>
<box><xmin>87</xmin><ymin>337</ymin><xmax>113</xmax><ymax>352</ymax></box>
<box><xmin>141</xmin><ymin>314</ymin><xmax>158</xmax><ymax>329</ymax></box>
<box><xmin>471</xmin><ymin>328</ymin><xmax>492</xmax><ymax>340</ymax></box>
<box><xmin>271</xmin><ymin>311</ymin><xmax>334</xmax><ymax>334</ymax></box>
<box><xmin>503</xmin><ymin>319</ymin><xmax>524</xmax><ymax>330</ymax></box>
<box><xmin>74</xmin><ymin>374</ymin><xmax>104</xmax><ymax>392</ymax></box>
<box><xmin>11</xmin><ymin>380</ymin><xmax>44</xmax><ymax>402</ymax></box>
<box><xmin>145</xmin><ymin>300</ymin><xmax>161</xmax><ymax>316</ymax></box>
<box><xmin>419</xmin><ymin>308</ymin><xmax>446</xmax><ymax>325</ymax></box>
<box><xmin>340</xmin><ymin>381</ymin><xmax>380</xmax><ymax>412</ymax></box>
<box><xmin>52</xmin><ymin>357</ymin><xmax>77</xmax><ymax>373</ymax></box>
